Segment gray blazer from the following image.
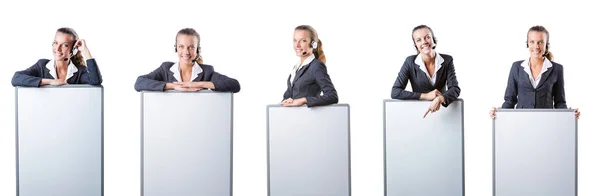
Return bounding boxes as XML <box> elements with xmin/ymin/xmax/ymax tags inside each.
<box><xmin>283</xmin><ymin>58</ymin><xmax>338</xmax><ymax>107</ymax></box>
<box><xmin>134</xmin><ymin>62</ymin><xmax>240</xmax><ymax>92</ymax></box>
<box><xmin>391</xmin><ymin>54</ymin><xmax>460</xmax><ymax>107</ymax></box>
<box><xmin>502</xmin><ymin>60</ymin><xmax>567</xmax><ymax>109</ymax></box>
<box><xmin>11</xmin><ymin>59</ymin><xmax>103</xmax><ymax>87</ymax></box>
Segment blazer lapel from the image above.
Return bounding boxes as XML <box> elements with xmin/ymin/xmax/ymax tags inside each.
<box><xmin>292</xmin><ymin>63</ymin><xmax>310</xmax><ymax>86</ymax></box>
<box><xmin>167</xmin><ymin>67</ymin><xmax>179</xmax><ymax>82</ymax></box>
<box><xmin>66</xmin><ymin>70</ymin><xmax>78</xmax><ymax>84</ymax></box>
<box><xmin>43</xmin><ymin>66</ymin><xmax>55</xmax><ymax>79</ymax></box>
<box><xmin>536</xmin><ymin>66</ymin><xmax>554</xmax><ymax>89</ymax></box>
<box><xmin>415</xmin><ymin>63</ymin><xmax>435</xmax><ymax>88</ymax></box>
<box><xmin>432</xmin><ymin>65</ymin><xmax>445</xmax><ymax>87</ymax></box>
<box><xmin>192</xmin><ymin>72</ymin><xmax>205</xmax><ymax>82</ymax></box>
<box><xmin>519</xmin><ymin>66</ymin><xmax>535</xmax><ymax>89</ymax></box>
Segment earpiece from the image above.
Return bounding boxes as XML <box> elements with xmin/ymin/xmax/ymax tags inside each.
<box><xmin>64</xmin><ymin>40</ymin><xmax>79</xmax><ymax>61</ymax></box>
<box><xmin>311</xmin><ymin>40</ymin><xmax>318</xmax><ymax>49</ymax></box>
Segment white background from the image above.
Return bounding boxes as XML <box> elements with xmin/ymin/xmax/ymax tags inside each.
<box><xmin>1</xmin><ymin>0</ymin><xmax>598</xmax><ymax>195</ymax></box>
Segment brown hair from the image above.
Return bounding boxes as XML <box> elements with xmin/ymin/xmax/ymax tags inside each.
<box><xmin>175</xmin><ymin>28</ymin><xmax>203</xmax><ymax>64</ymax></box>
<box><xmin>56</xmin><ymin>27</ymin><xmax>85</xmax><ymax>66</ymax></box>
<box><xmin>527</xmin><ymin>26</ymin><xmax>553</xmax><ymax>61</ymax></box>
<box><xmin>295</xmin><ymin>25</ymin><xmax>326</xmax><ymax>64</ymax></box>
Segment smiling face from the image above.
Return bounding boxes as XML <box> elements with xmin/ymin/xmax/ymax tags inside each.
<box><xmin>52</xmin><ymin>32</ymin><xmax>75</xmax><ymax>60</ymax></box>
<box><xmin>293</xmin><ymin>29</ymin><xmax>313</xmax><ymax>57</ymax></box>
<box><xmin>176</xmin><ymin>34</ymin><xmax>199</xmax><ymax>63</ymax></box>
<box><xmin>527</xmin><ymin>30</ymin><xmax>548</xmax><ymax>58</ymax></box>
<box><xmin>412</xmin><ymin>27</ymin><xmax>436</xmax><ymax>55</ymax></box>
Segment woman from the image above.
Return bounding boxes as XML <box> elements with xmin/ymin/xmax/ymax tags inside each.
<box><xmin>391</xmin><ymin>25</ymin><xmax>460</xmax><ymax>117</ymax></box>
<box><xmin>134</xmin><ymin>28</ymin><xmax>240</xmax><ymax>92</ymax></box>
<box><xmin>280</xmin><ymin>25</ymin><xmax>338</xmax><ymax>107</ymax></box>
<box><xmin>490</xmin><ymin>26</ymin><xmax>580</xmax><ymax>118</ymax></box>
<box><xmin>12</xmin><ymin>27</ymin><xmax>102</xmax><ymax>87</ymax></box>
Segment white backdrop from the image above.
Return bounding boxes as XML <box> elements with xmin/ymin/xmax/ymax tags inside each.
<box><xmin>1</xmin><ymin>0</ymin><xmax>598</xmax><ymax>195</ymax></box>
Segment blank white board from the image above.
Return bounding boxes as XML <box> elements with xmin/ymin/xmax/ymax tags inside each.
<box><xmin>384</xmin><ymin>99</ymin><xmax>464</xmax><ymax>196</ymax></box>
<box><xmin>494</xmin><ymin>109</ymin><xmax>577</xmax><ymax>196</ymax></box>
<box><xmin>16</xmin><ymin>85</ymin><xmax>103</xmax><ymax>196</ymax></box>
<box><xmin>267</xmin><ymin>104</ymin><xmax>351</xmax><ymax>196</ymax></box>
<box><xmin>141</xmin><ymin>91</ymin><xmax>233</xmax><ymax>196</ymax></box>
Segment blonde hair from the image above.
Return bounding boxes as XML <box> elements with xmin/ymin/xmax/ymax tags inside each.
<box><xmin>295</xmin><ymin>25</ymin><xmax>326</xmax><ymax>64</ymax></box>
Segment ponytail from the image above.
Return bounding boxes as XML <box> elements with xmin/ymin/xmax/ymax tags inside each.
<box><xmin>314</xmin><ymin>39</ymin><xmax>326</xmax><ymax>64</ymax></box>
<box><xmin>545</xmin><ymin>51</ymin><xmax>553</xmax><ymax>61</ymax></box>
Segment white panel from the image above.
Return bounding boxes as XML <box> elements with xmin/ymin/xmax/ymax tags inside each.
<box><xmin>268</xmin><ymin>104</ymin><xmax>350</xmax><ymax>196</ymax></box>
<box><xmin>384</xmin><ymin>100</ymin><xmax>464</xmax><ymax>196</ymax></box>
<box><xmin>17</xmin><ymin>85</ymin><xmax>103</xmax><ymax>196</ymax></box>
<box><xmin>494</xmin><ymin>109</ymin><xmax>577</xmax><ymax>196</ymax></box>
<box><xmin>142</xmin><ymin>91</ymin><xmax>232</xmax><ymax>196</ymax></box>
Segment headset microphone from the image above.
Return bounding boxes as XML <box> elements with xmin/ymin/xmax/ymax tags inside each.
<box><xmin>302</xmin><ymin>51</ymin><xmax>307</xmax><ymax>56</ymax></box>
<box><xmin>64</xmin><ymin>41</ymin><xmax>79</xmax><ymax>61</ymax></box>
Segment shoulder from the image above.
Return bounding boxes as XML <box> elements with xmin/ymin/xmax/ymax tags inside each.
<box><xmin>404</xmin><ymin>54</ymin><xmax>418</xmax><ymax>63</ymax></box>
<box><xmin>75</xmin><ymin>65</ymin><xmax>86</xmax><ymax>71</ymax></box>
<box><xmin>308</xmin><ymin>58</ymin><xmax>327</xmax><ymax>71</ymax></box>
<box><xmin>439</xmin><ymin>53</ymin><xmax>453</xmax><ymax>61</ymax></box>
<box><xmin>156</xmin><ymin>62</ymin><xmax>176</xmax><ymax>72</ymax></box>
<box><xmin>198</xmin><ymin>64</ymin><xmax>215</xmax><ymax>72</ymax></box>
<box><xmin>37</xmin><ymin>59</ymin><xmax>51</xmax><ymax>66</ymax></box>
<box><xmin>550</xmin><ymin>61</ymin><xmax>564</xmax><ymax>71</ymax></box>
<box><xmin>512</xmin><ymin>60</ymin><xmax>525</xmax><ymax>68</ymax></box>
<box><xmin>160</xmin><ymin>61</ymin><xmax>175</xmax><ymax>68</ymax></box>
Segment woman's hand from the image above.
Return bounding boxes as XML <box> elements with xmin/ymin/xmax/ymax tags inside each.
<box><xmin>489</xmin><ymin>107</ymin><xmax>499</xmax><ymax>119</ymax></box>
<box><xmin>41</xmin><ymin>79</ymin><xmax>66</xmax><ymax>86</ymax></box>
<box><xmin>423</xmin><ymin>96</ymin><xmax>444</xmax><ymax>118</ymax></box>
<box><xmin>174</xmin><ymin>81</ymin><xmax>215</xmax><ymax>90</ymax></box>
<box><xmin>166</xmin><ymin>83</ymin><xmax>201</xmax><ymax>92</ymax></box>
<box><xmin>420</xmin><ymin>89</ymin><xmax>441</xmax><ymax>101</ymax></box>
<box><xmin>282</xmin><ymin>98</ymin><xmax>307</xmax><ymax>107</ymax></box>
<box><xmin>75</xmin><ymin>39</ymin><xmax>93</xmax><ymax>60</ymax></box>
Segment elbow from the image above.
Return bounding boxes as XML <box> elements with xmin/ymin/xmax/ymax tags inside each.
<box><xmin>134</xmin><ymin>77</ymin><xmax>144</xmax><ymax>92</ymax></box>
<box><xmin>11</xmin><ymin>74</ymin><xmax>20</xmax><ymax>87</ymax></box>
<box><xmin>231</xmin><ymin>80</ymin><xmax>241</xmax><ymax>93</ymax></box>
<box><xmin>89</xmin><ymin>78</ymin><xmax>103</xmax><ymax>86</ymax></box>
<box><xmin>391</xmin><ymin>89</ymin><xmax>398</xmax><ymax>99</ymax></box>
<box><xmin>331</xmin><ymin>93</ymin><xmax>339</xmax><ymax>104</ymax></box>
<box><xmin>454</xmin><ymin>86</ymin><xmax>461</xmax><ymax>97</ymax></box>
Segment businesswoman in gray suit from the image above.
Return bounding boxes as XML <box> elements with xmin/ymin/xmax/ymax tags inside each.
<box><xmin>490</xmin><ymin>26</ymin><xmax>580</xmax><ymax>118</ymax></box>
<box><xmin>391</xmin><ymin>25</ymin><xmax>461</xmax><ymax>117</ymax></box>
<box><xmin>280</xmin><ymin>25</ymin><xmax>338</xmax><ymax>107</ymax></box>
<box><xmin>134</xmin><ymin>28</ymin><xmax>240</xmax><ymax>92</ymax></box>
<box><xmin>12</xmin><ymin>27</ymin><xmax>102</xmax><ymax>87</ymax></box>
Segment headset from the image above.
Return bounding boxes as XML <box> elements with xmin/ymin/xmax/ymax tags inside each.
<box><xmin>63</xmin><ymin>40</ymin><xmax>79</xmax><ymax>61</ymax></box>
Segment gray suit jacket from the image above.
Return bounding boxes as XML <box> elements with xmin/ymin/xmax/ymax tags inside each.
<box><xmin>134</xmin><ymin>62</ymin><xmax>240</xmax><ymax>92</ymax></box>
<box><xmin>502</xmin><ymin>60</ymin><xmax>567</xmax><ymax>109</ymax></box>
<box><xmin>11</xmin><ymin>59</ymin><xmax>103</xmax><ymax>87</ymax></box>
<box><xmin>391</xmin><ymin>54</ymin><xmax>461</xmax><ymax>107</ymax></box>
<box><xmin>283</xmin><ymin>58</ymin><xmax>338</xmax><ymax>107</ymax></box>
